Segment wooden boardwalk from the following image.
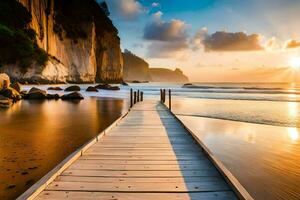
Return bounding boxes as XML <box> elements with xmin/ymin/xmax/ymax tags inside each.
<box><xmin>18</xmin><ymin>101</ymin><xmax>252</xmax><ymax>200</ymax></box>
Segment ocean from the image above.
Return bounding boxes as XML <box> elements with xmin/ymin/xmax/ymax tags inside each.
<box><xmin>1</xmin><ymin>82</ymin><xmax>300</xmax><ymax>200</ymax></box>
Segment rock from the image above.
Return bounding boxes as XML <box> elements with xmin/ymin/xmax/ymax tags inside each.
<box><xmin>0</xmin><ymin>95</ymin><xmax>13</xmax><ymax>108</ymax></box>
<box><xmin>95</xmin><ymin>84</ymin><xmax>110</xmax><ymax>90</ymax></box>
<box><xmin>48</xmin><ymin>87</ymin><xmax>63</xmax><ymax>91</ymax></box>
<box><xmin>28</xmin><ymin>87</ymin><xmax>46</xmax><ymax>94</ymax></box>
<box><xmin>10</xmin><ymin>82</ymin><xmax>22</xmax><ymax>93</ymax></box>
<box><xmin>132</xmin><ymin>80</ymin><xmax>141</xmax><ymax>83</ymax></box>
<box><xmin>65</xmin><ymin>85</ymin><xmax>81</xmax><ymax>92</ymax></box>
<box><xmin>24</xmin><ymin>87</ymin><xmax>47</xmax><ymax>99</ymax></box>
<box><xmin>182</xmin><ymin>83</ymin><xmax>194</xmax><ymax>87</ymax></box>
<box><xmin>0</xmin><ymin>87</ymin><xmax>21</xmax><ymax>101</ymax></box>
<box><xmin>61</xmin><ymin>92</ymin><xmax>84</xmax><ymax>100</ymax></box>
<box><xmin>0</xmin><ymin>73</ymin><xmax>10</xmax><ymax>90</ymax></box>
<box><xmin>47</xmin><ymin>94</ymin><xmax>60</xmax><ymax>100</ymax></box>
<box><xmin>121</xmin><ymin>81</ymin><xmax>129</xmax><ymax>86</ymax></box>
<box><xmin>86</xmin><ymin>86</ymin><xmax>98</xmax><ymax>92</ymax></box>
<box><xmin>95</xmin><ymin>84</ymin><xmax>120</xmax><ymax>90</ymax></box>
<box><xmin>108</xmin><ymin>86</ymin><xmax>120</xmax><ymax>91</ymax></box>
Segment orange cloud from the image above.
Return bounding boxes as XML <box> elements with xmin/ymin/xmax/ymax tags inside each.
<box><xmin>284</xmin><ymin>39</ymin><xmax>300</xmax><ymax>49</ymax></box>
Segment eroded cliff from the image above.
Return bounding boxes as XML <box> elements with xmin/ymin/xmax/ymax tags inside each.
<box><xmin>2</xmin><ymin>0</ymin><xmax>123</xmax><ymax>83</ymax></box>
<box><xmin>123</xmin><ymin>50</ymin><xmax>151</xmax><ymax>82</ymax></box>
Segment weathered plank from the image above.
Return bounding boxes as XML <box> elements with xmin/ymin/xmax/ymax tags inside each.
<box><xmin>36</xmin><ymin>191</ymin><xmax>238</xmax><ymax>200</ymax></box>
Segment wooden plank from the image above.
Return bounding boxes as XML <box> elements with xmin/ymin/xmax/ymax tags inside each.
<box><xmin>79</xmin><ymin>155</ymin><xmax>205</xmax><ymax>161</ymax></box>
<box><xmin>62</xmin><ymin>169</ymin><xmax>220</xmax><ymax>177</ymax></box>
<box><xmin>68</xmin><ymin>163</ymin><xmax>213</xmax><ymax>171</ymax></box>
<box><xmin>55</xmin><ymin>176</ymin><xmax>222</xmax><ymax>183</ymax></box>
<box><xmin>45</xmin><ymin>181</ymin><xmax>230</xmax><ymax>192</ymax></box>
<box><xmin>36</xmin><ymin>191</ymin><xmax>238</xmax><ymax>200</ymax></box>
<box><xmin>75</xmin><ymin>159</ymin><xmax>210</xmax><ymax>165</ymax></box>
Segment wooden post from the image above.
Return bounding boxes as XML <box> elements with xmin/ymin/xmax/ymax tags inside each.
<box><xmin>169</xmin><ymin>89</ymin><xmax>171</xmax><ymax>110</ymax></box>
<box><xmin>134</xmin><ymin>91</ymin><xmax>137</xmax><ymax>104</ymax></box>
<box><xmin>141</xmin><ymin>92</ymin><xmax>144</xmax><ymax>101</ymax></box>
<box><xmin>130</xmin><ymin>88</ymin><xmax>133</xmax><ymax>108</ymax></box>
<box><xmin>137</xmin><ymin>90</ymin><xmax>140</xmax><ymax>102</ymax></box>
<box><xmin>163</xmin><ymin>89</ymin><xmax>166</xmax><ymax>103</ymax></box>
<box><xmin>160</xmin><ymin>89</ymin><xmax>162</xmax><ymax>102</ymax></box>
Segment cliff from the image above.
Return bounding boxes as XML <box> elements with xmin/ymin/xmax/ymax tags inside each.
<box><xmin>123</xmin><ymin>50</ymin><xmax>188</xmax><ymax>83</ymax></box>
<box><xmin>123</xmin><ymin>50</ymin><xmax>151</xmax><ymax>82</ymax></box>
<box><xmin>150</xmin><ymin>68</ymin><xmax>189</xmax><ymax>83</ymax></box>
<box><xmin>1</xmin><ymin>0</ymin><xmax>123</xmax><ymax>83</ymax></box>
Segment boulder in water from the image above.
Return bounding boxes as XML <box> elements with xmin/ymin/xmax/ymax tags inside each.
<box><xmin>95</xmin><ymin>84</ymin><xmax>120</xmax><ymax>90</ymax></box>
<box><xmin>10</xmin><ymin>82</ymin><xmax>22</xmax><ymax>93</ymax></box>
<box><xmin>64</xmin><ymin>85</ymin><xmax>81</xmax><ymax>91</ymax></box>
<box><xmin>61</xmin><ymin>92</ymin><xmax>84</xmax><ymax>100</ymax></box>
<box><xmin>0</xmin><ymin>87</ymin><xmax>21</xmax><ymax>101</ymax></box>
<box><xmin>86</xmin><ymin>86</ymin><xmax>98</xmax><ymax>92</ymax></box>
<box><xmin>95</xmin><ymin>84</ymin><xmax>110</xmax><ymax>89</ymax></box>
<box><xmin>0</xmin><ymin>95</ymin><xmax>13</xmax><ymax>108</ymax></box>
<box><xmin>48</xmin><ymin>87</ymin><xmax>63</xmax><ymax>91</ymax></box>
<box><xmin>47</xmin><ymin>94</ymin><xmax>60</xmax><ymax>100</ymax></box>
<box><xmin>24</xmin><ymin>87</ymin><xmax>47</xmax><ymax>99</ymax></box>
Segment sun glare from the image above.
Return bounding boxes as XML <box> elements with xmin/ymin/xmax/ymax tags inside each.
<box><xmin>289</xmin><ymin>57</ymin><xmax>300</xmax><ymax>69</ymax></box>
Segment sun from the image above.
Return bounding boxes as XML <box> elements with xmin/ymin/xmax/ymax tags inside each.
<box><xmin>289</xmin><ymin>56</ymin><xmax>300</xmax><ymax>69</ymax></box>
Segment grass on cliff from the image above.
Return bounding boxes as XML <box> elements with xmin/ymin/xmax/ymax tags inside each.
<box><xmin>0</xmin><ymin>0</ymin><xmax>48</xmax><ymax>70</ymax></box>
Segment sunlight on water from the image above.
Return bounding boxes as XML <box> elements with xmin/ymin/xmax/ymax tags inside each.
<box><xmin>288</xmin><ymin>127</ymin><xmax>299</xmax><ymax>142</ymax></box>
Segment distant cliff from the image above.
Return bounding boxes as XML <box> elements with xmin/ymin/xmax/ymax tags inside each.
<box><xmin>150</xmin><ymin>68</ymin><xmax>189</xmax><ymax>82</ymax></box>
<box><xmin>123</xmin><ymin>50</ymin><xmax>188</xmax><ymax>82</ymax></box>
<box><xmin>0</xmin><ymin>0</ymin><xmax>123</xmax><ymax>83</ymax></box>
<box><xmin>123</xmin><ymin>50</ymin><xmax>150</xmax><ymax>82</ymax></box>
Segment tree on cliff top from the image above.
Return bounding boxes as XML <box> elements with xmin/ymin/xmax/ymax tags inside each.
<box><xmin>0</xmin><ymin>0</ymin><xmax>48</xmax><ymax>70</ymax></box>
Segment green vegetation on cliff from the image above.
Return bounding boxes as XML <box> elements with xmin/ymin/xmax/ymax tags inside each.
<box><xmin>0</xmin><ymin>0</ymin><xmax>48</xmax><ymax>70</ymax></box>
<box><xmin>53</xmin><ymin>0</ymin><xmax>118</xmax><ymax>41</ymax></box>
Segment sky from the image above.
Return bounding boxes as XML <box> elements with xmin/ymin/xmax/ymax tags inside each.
<box><xmin>105</xmin><ymin>0</ymin><xmax>300</xmax><ymax>82</ymax></box>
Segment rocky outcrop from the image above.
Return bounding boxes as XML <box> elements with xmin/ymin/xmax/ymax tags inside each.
<box><xmin>2</xmin><ymin>0</ymin><xmax>123</xmax><ymax>83</ymax></box>
<box><xmin>0</xmin><ymin>73</ymin><xmax>10</xmax><ymax>90</ymax></box>
<box><xmin>123</xmin><ymin>50</ymin><xmax>151</xmax><ymax>82</ymax></box>
<box><xmin>123</xmin><ymin>50</ymin><xmax>189</xmax><ymax>83</ymax></box>
<box><xmin>150</xmin><ymin>68</ymin><xmax>189</xmax><ymax>83</ymax></box>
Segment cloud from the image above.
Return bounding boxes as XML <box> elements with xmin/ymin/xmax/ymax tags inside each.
<box><xmin>146</xmin><ymin>41</ymin><xmax>189</xmax><ymax>58</ymax></box>
<box><xmin>190</xmin><ymin>27</ymin><xmax>208</xmax><ymax>51</ymax></box>
<box><xmin>143</xmin><ymin>12</ymin><xmax>188</xmax><ymax>41</ymax></box>
<box><xmin>143</xmin><ymin>12</ymin><xmax>189</xmax><ymax>58</ymax></box>
<box><xmin>263</xmin><ymin>37</ymin><xmax>280</xmax><ymax>51</ymax></box>
<box><xmin>151</xmin><ymin>2</ymin><xmax>160</xmax><ymax>8</ymax></box>
<box><xmin>106</xmin><ymin>0</ymin><xmax>145</xmax><ymax>20</ymax></box>
<box><xmin>284</xmin><ymin>39</ymin><xmax>300</xmax><ymax>49</ymax></box>
<box><xmin>202</xmin><ymin>31</ymin><xmax>263</xmax><ymax>52</ymax></box>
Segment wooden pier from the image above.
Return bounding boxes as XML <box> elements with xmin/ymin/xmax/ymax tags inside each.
<box><xmin>18</xmin><ymin>100</ymin><xmax>253</xmax><ymax>200</ymax></box>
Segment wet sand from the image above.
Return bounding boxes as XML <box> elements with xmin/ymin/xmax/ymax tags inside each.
<box><xmin>0</xmin><ymin>97</ymin><xmax>127</xmax><ymax>200</ymax></box>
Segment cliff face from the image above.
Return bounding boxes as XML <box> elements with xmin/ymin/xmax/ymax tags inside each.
<box><xmin>5</xmin><ymin>0</ymin><xmax>123</xmax><ymax>83</ymax></box>
<box><xmin>123</xmin><ymin>50</ymin><xmax>151</xmax><ymax>82</ymax></box>
<box><xmin>123</xmin><ymin>50</ymin><xmax>188</xmax><ymax>83</ymax></box>
<box><xmin>150</xmin><ymin>68</ymin><xmax>189</xmax><ymax>83</ymax></box>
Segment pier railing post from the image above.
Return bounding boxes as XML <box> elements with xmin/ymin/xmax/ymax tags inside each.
<box><xmin>169</xmin><ymin>89</ymin><xmax>171</xmax><ymax>111</ymax></box>
<box><xmin>130</xmin><ymin>88</ymin><xmax>133</xmax><ymax>108</ymax></box>
<box><xmin>134</xmin><ymin>91</ymin><xmax>137</xmax><ymax>104</ymax></box>
<box><xmin>137</xmin><ymin>90</ymin><xmax>140</xmax><ymax>102</ymax></box>
<box><xmin>141</xmin><ymin>92</ymin><xmax>144</xmax><ymax>101</ymax></box>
